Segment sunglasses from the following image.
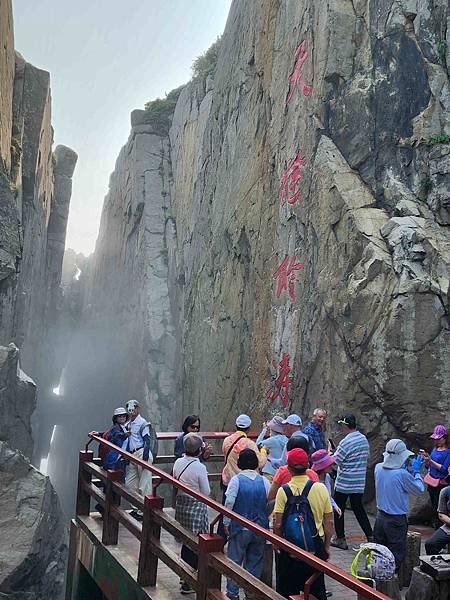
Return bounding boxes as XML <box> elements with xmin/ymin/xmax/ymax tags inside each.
<box><xmin>190</xmin><ymin>424</ymin><xmax>200</xmax><ymax>430</ymax></box>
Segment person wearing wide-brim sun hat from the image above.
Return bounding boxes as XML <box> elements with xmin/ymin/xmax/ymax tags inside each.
<box><xmin>311</xmin><ymin>449</ymin><xmax>341</xmax><ymax>517</ymax></box>
<box><xmin>373</xmin><ymin>439</ymin><xmax>425</xmax><ymax>572</ymax></box>
<box><xmin>420</xmin><ymin>424</ymin><xmax>450</xmax><ymax>522</ymax></box>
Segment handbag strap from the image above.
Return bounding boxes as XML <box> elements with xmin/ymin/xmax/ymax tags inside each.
<box><xmin>225</xmin><ymin>434</ymin><xmax>246</xmax><ymax>465</ymax></box>
<box><xmin>175</xmin><ymin>460</ymin><xmax>197</xmax><ymax>481</ymax></box>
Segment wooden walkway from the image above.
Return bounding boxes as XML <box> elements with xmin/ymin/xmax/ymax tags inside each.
<box><xmin>79</xmin><ymin>508</ymin><xmax>434</xmax><ymax>600</ymax></box>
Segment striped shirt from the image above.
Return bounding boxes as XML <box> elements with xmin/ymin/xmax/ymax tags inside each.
<box><xmin>334</xmin><ymin>430</ymin><xmax>369</xmax><ymax>494</ymax></box>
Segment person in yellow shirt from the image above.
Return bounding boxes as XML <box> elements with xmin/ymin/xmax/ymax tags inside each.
<box><xmin>273</xmin><ymin>448</ymin><xmax>333</xmax><ymax>600</ymax></box>
<box><xmin>221</xmin><ymin>414</ymin><xmax>266</xmax><ymax>487</ymax></box>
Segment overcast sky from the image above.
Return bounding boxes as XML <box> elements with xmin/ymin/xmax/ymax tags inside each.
<box><xmin>13</xmin><ymin>0</ymin><xmax>231</xmax><ymax>255</ymax></box>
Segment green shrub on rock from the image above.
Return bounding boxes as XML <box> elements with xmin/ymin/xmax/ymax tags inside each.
<box><xmin>191</xmin><ymin>36</ymin><xmax>221</xmax><ymax>81</ymax></box>
<box><xmin>143</xmin><ymin>85</ymin><xmax>185</xmax><ymax>136</ymax></box>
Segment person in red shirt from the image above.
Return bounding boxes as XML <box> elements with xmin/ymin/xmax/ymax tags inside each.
<box><xmin>268</xmin><ymin>435</ymin><xmax>319</xmax><ymax>501</ymax></box>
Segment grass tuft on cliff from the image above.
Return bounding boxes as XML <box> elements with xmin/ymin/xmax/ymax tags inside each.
<box><xmin>191</xmin><ymin>36</ymin><xmax>221</xmax><ymax>81</ymax></box>
<box><xmin>143</xmin><ymin>85</ymin><xmax>185</xmax><ymax>136</ymax></box>
<box><xmin>143</xmin><ymin>37</ymin><xmax>222</xmax><ymax>136</ymax></box>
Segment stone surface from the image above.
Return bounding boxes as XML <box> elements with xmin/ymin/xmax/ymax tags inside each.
<box><xmin>0</xmin><ymin>343</ymin><xmax>35</xmax><ymax>457</ymax></box>
<box><xmin>0</xmin><ymin>441</ymin><xmax>66</xmax><ymax>600</ymax></box>
<box><xmin>54</xmin><ymin>1</ymin><xmax>449</xmax><ymax>515</ymax></box>
<box><xmin>0</xmin><ymin>0</ymin><xmax>14</xmax><ymax>172</ymax></box>
<box><xmin>0</xmin><ymin>4</ymin><xmax>76</xmax><ymax>596</ymax></box>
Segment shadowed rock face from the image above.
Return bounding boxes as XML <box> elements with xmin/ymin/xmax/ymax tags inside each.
<box><xmin>57</xmin><ymin>0</ymin><xmax>448</xmax><ymax>513</ymax></box>
<box><xmin>0</xmin><ymin>2</ymin><xmax>75</xmax><ymax>596</ymax></box>
<box><xmin>0</xmin><ymin>442</ymin><xmax>67</xmax><ymax>600</ymax></box>
<box><xmin>0</xmin><ymin>344</ymin><xmax>36</xmax><ymax>457</ymax></box>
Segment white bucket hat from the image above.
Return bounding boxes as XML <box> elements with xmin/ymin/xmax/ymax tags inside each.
<box><xmin>382</xmin><ymin>439</ymin><xmax>414</xmax><ymax>469</ymax></box>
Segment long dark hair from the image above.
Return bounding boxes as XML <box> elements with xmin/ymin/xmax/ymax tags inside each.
<box><xmin>182</xmin><ymin>414</ymin><xmax>201</xmax><ymax>434</ymax></box>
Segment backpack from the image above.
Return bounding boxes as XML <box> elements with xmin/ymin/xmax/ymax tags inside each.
<box><xmin>281</xmin><ymin>480</ymin><xmax>320</xmax><ymax>554</ymax></box>
<box><xmin>351</xmin><ymin>543</ymin><xmax>396</xmax><ymax>582</ymax></box>
<box><xmin>98</xmin><ymin>428</ymin><xmax>112</xmax><ymax>461</ymax></box>
<box><xmin>140</xmin><ymin>421</ymin><xmax>158</xmax><ymax>460</ymax></box>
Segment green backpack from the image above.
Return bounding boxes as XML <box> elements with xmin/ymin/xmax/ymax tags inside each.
<box><xmin>351</xmin><ymin>543</ymin><xmax>395</xmax><ymax>582</ymax></box>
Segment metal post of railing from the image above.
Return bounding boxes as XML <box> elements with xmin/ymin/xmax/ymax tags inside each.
<box><xmin>137</xmin><ymin>494</ymin><xmax>164</xmax><ymax>586</ymax></box>
<box><xmin>76</xmin><ymin>450</ymin><xmax>94</xmax><ymax>516</ymax></box>
<box><xmin>196</xmin><ymin>533</ymin><xmax>225</xmax><ymax>600</ymax></box>
<box><xmin>102</xmin><ymin>469</ymin><xmax>122</xmax><ymax>545</ymax></box>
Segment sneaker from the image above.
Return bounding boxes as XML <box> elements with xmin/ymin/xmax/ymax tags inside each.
<box><xmin>180</xmin><ymin>582</ymin><xmax>195</xmax><ymax>594</ymax></box>
<box><xmin>330</xmin><ymin>536</ymin><xmax>348</xmax><ymax>550</ymax></box>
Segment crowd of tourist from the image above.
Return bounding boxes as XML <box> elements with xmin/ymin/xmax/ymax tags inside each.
<box><xmin>92</xmin><ymin>405</ymin><xmax>450</xmax><ymax>599</ymax></box>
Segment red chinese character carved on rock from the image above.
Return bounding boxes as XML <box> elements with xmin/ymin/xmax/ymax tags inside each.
<box><xmin>266</xmin><ymin>353</ymin><xmax>293</xmax><ymax>408</ymax></box>
<box><xmin>273</xmin><ymin>255</ymin><xmax>304</xmax><ymax>302</ymax></box>
<box><xmin>286</xmin><ymin>41</ymin><xmax>312</xmax><ymax>104</ymax></box>
<box><xmin>279</xmin><ymin>152</ymin><xmax>307</xmax><ymax>206</ymax></box>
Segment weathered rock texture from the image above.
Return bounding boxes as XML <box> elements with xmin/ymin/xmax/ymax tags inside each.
<box><xmin>0</xmin><ymin>343</ymin><xmax>36</xmax><ymax>457</ymax></box>
<box><xmin>0</xmin><ymin>442</ymin><xmax>67</xmax><ymax>599</ymax></box>
<box><xmin>0</xmin><ymin>0</ymin><xmax>77</xmax><ymax>461</ymax></box>
<box><xmin>0</xmin><ymin>2</ymin><xmax>78</xmax><ymax>383</ymax></box>
<box><xmin>0</xmin><ymin>2</ymin><xmax>74</xmax><ymax>595</ymax></box>
<box><xmin>60</xmin><ymin>0</ymin><xmax>449</xmax><ymax>508</ymax></box>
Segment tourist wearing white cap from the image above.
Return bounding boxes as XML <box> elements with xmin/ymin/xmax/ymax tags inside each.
<box><xmin>373</xmin><ymin>439</ymin><xmax>425</xmax><ymax>572</ymax></box>
<box><xmin>269</xmin><ymin>414</ymin><xmax>315</xmax><ymax>470</ymax></box>
<box><xmin>221</xmin><ymin>414</ymin><xmax>266</xmax><ymax>488</ymax></box>
<box><xmin>255</xmin><ymin>416</ymin><xmax>288</xmax><ymax>480</ymax></box>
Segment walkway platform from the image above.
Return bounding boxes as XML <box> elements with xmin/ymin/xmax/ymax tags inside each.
<box><xmin>69</xmin><ymin>508</ymin><xmax>435</xmax><ymax>600</ymax></box>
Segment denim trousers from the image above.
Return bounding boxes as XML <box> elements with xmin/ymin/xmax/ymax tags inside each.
<box><xmin>226</xmin><ymin>529</ymin><xmax>266</xmax><ymax>597</ymax></box>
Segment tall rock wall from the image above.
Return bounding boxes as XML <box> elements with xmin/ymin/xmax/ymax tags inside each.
<box><xmin>0</xmin><ymin>2</ymin><xmax>75</xmax><ymax>596</ymax></box>
<box><xmin>0</xmin><ymin>0</ymin><xmax>77</xmax><ymax>451</ymax></box>
<box><xmin>0</xmin><ymin>442</ymin><xmax>67</xmax><ymax>600</ymax></box>
<box><xmin>66</xmin><ymin>0</ymin><xmax>449</xmax><ymax>486</ymax></box>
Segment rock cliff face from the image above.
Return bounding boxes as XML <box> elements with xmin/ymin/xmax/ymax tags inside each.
<box><xmin>0</xmin><ymin>2</ymin><xmax>78</xmax><ymax>382</ymax></box>
<box><xmin>0</xmin><ymin>1</ymin><xmax>75</xmax><ymax>596</ymax></box>
<box><xmin>63</xmin><ymin>0</ymin><xmax>449</xmax><ymax>502</ymax></box>
<box><xmin>0</xmin><ymin>0</ymin><xmax>77</xmax><ymax>453</ymax></box>
<box><xmin>0</xmin><ymin>343</ymin><xmax>36</xmax><ymax>457</ymax></box>
<box><xmin>0</xmin><ymin>442</ymin><xmax>67</xmax><ymax>599</ymax></box>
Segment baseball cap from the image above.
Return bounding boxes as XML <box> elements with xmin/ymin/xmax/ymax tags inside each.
<box><xmin>282</xmin><ymin>414</ymin><xmax>302</xmax><ymax>427</ymax></box>
<box><xmin>431</xmin><ymin>425</ymin><xmax>449</xmax><ymax>439</ymax></box>
<box><xmin>183</xmin><ymin>433</ymin><xmax>203</xmax><ymax>453</ymax></box>
<box><xmin>287</xmin><ymin>448</ymin><xmax>309</xmax><ymax>468</ymax></box>
<box><xmin>236</xmin><ymin>414</ymin><xmax>251</xmax><ymax>428</ymax></box>
<box><xmin>338</xmin><ymin>414</ymin><xmax>356</xmax><ymax>429</ymax></box>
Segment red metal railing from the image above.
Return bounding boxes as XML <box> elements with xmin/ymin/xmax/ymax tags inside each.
<box><xmin>78</xmin><ymin>432</ymin><xmax>390</xmax><ymax>600</ymax></box>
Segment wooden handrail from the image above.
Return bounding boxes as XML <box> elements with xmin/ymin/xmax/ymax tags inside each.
<box><xmin>79</xmin><ymin>435</ymin><xmax>391</xmax><ymax>600</ymax></box>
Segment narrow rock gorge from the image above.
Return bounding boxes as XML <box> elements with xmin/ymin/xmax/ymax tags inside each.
<box><xmin>53</xmin><ymin>0</ymin><xmax>449</xmax><ymax>517</ymax></box>
<box><xmin>0</xmin><ymin>0</ymin><xmax>76</xmax><ymax>596</ymax></box>
<box><xmin>1</xmin><ymin>1</ymin><xmax>450</xmax><ymax>590</ymax></box>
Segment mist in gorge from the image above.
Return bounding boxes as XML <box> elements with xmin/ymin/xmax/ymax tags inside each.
<box><xmin>1</xmin><ymin>0</ymin><xmax>450</xmax><ymax>597</ymax></box>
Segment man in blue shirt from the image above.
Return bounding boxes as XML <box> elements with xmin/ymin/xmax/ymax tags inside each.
<box><xmin>374</xmin><ymin>439</ymin><xmax>425</xmax><ymax>572</ymax></box>
<box><xmin>302</xmin><ymin>408</ymin><xmax>326</xmax><ymax>450</ymax></box>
